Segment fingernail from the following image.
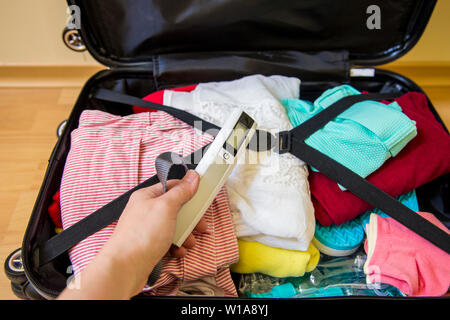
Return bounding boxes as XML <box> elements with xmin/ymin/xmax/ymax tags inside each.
<box><xmin>184</xmin><ymin>170</ymin><xmax>198</xmax><ymax>183</ymax></box>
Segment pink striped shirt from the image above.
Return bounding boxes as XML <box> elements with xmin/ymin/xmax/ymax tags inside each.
<box><xmin>60</xmin><ymin>109</ymin><xmax>239</xmax><ymax>296</ymax></box>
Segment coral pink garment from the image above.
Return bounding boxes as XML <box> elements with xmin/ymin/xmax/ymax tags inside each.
<box><xmin>364</xmin><ymin>212</ymin><xmax>450</xmax><ymax>296</ymax></box>
<box><xmin>60</xmin><ymin>108</ymin><xmax>238</xmax><ymax>296</ymax></box>
<box><xmin>311</xmin><ymin>92</ymin><xmax>450</xmax><ymax>226</ymax></box>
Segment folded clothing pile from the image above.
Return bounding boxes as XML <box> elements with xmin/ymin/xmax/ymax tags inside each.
<box><xmin>280</xmin><ymin>84</ymin><xmax>450</xmax><ymax>296</ymax></box>
<box><xmin>55</xmin><ymin>75</ymin><xmax>450</xmax><ymax>297</ymax></box>
<box><xmin>60</xmin><ymin>75</ymin><xmax>319</xmax><ymax>296</ymax></box>
<box><xmin>136</xmin><ymin>75</ymin><xmax>320</xmax><ymax>279</ymax></box>
<box><xmin>300</xmin><ymin>89</ymin><xmax>450</xmax><ymax>226</ymax></box>
<box><xmin>282</xmin><ymin>85</ymin><xmax>417</xmax><ymax>190</ymax></box>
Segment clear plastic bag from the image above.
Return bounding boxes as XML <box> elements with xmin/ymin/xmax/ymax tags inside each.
<box><xmin>238</xmin><ymin>252</ymin><xmax>404</xmax><ymax>298</ymax></box>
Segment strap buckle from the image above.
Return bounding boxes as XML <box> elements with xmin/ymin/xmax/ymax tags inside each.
<box><xmin>275</xmin><ymin>131</ymin><xmax>291</xmax><ymax>154</ymax></box>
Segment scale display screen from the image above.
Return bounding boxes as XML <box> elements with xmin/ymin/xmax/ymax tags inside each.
<box><xmin>226</xmin><ymin>122</ymin><xmax>248</xmax><ymax>149</ymax></box>
<box><xmin>222</xmin><ymin>112</ymin><xmax>254</xmax><ymax>156</ymax></box>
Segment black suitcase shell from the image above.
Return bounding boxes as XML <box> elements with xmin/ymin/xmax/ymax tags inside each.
<box><xmin>10</xmin><ymin>0</ymin><xmax>449</xmax><ymax>299</ymax></box>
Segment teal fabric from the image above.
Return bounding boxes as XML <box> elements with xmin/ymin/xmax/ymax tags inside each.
<box><xmin>314</xmin><ymin>217</ymin><xmax>365</xmax><ymax>251</ymax></box>
<box><xmin>281</xmin><ymin>85</ymin><xmax>417</xmax><ymax>189</ymax></box>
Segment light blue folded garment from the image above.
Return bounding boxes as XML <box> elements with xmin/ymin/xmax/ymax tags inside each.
<box><xmin>281</xmin><ymin>85</ymin><xmax>417</xmax><ymax>190</ymax></box>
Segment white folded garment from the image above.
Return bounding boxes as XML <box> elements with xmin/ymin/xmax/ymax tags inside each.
<box><xmin>164</xmin><ymin>74</ymin><xmax>315</xmax><ymax>251</ymax></box>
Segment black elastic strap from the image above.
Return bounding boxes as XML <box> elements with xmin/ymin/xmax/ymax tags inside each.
<box><xmin>95</xmin><ymin>88</ymin><xmax>221</xmax><ymax>134</ymax></box>
<box><xmin>290</xmin><ymin>140</ymin><xmax>450</xmax><ymax>254</ymax></box>
<box><xmin>290</xmin><ymin>93</ymin><xmax>401</xmax><ymax>141</ymax></box>
<box><xmin>94</xmin><ymin>89</ymin><xmax>275</xmax><ymax>152</ymax></box>
<box><xmin>287</xmin><ymin>93</ymin><xmax>450</xmax><ymax>254</ymax></box>
<box><xmin>39</xmin><ymin>175</ymin><xmax>159</xmax><ymax>266</ymax></box>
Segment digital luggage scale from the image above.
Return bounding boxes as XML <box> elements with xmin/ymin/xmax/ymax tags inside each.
<box><xmin>172</xmin><ymin>109</ymin><xmax>257</xmax><ymax>246</ymax></box>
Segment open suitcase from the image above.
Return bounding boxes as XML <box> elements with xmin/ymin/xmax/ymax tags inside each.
<box><xmin>5</xmin><ymin>0</ymin><xmax>450</xmax><ymax>300</ymax></box>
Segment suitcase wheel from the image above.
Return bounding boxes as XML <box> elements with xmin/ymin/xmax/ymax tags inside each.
<box><xmin>4</xmin><ymin>248</ymin><xmax>27</xmax><ymax>285</ymax></box>
<box><xmin>62</xmin><ymin>27</ymin><xmax>86</xmax><ymax>52</ymax></box>
<box><xmin>57</xmin><ymin>120</ymin><xmax>67</xmax><ymax>138</ymax></box>
<box><xmin>10</xmin><ymin>280</ymin><xmax>42</xmax><ymax>300</ymax></box>
<box><xmin>11</xmin><ymin>282</ymin><xmax>28</xmax><ymax>300</ymax></box>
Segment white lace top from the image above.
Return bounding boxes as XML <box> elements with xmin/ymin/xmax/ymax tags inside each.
<box><xmin>164</xmin><ymin>74</ymin><xmax>315</xmax><ymax>251</ymax></box>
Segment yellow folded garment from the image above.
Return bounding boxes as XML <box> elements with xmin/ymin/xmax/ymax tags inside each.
<box><xmin>231</xmin><ymin>240</ymin><xmax>320</xmax><ymax>277</ymax></box>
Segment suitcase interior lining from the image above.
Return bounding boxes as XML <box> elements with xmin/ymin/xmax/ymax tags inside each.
<box><xmin>22</xmin><ymin>69</ymin><xmax>449</xmax><ymax>298</ymax></box>
<box><xmin>76</xmin><ymin>0</ymin><xmax>429</xmax><ymax>66</ymax></box>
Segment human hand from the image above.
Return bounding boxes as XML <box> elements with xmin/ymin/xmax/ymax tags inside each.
<box><xmin>94</xmin><ymin>170</ymin><xmax>205</xmax><ymax>296</ymax></box>
<box><xmin>58</xmin><ymin>170</ymin><xmax>206</xmax><ymax>300</ymax></box>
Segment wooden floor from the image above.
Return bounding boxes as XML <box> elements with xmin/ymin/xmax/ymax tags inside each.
<box><xmin>0</xmin><ymin>83</ymin><xmax>449</xmax><ymax>300</ymax></box>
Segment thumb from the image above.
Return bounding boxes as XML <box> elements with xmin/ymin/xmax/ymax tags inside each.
<box><xmin>161</xmin><ymin>170</ymin><xmax>200</xmax><ymax>208</ymax></box>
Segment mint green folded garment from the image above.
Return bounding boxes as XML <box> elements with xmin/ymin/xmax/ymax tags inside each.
<box><xmin>281</xmin><ymin>85</ymin><xmax>417</xmax><ymax>190</ymax></box>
